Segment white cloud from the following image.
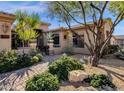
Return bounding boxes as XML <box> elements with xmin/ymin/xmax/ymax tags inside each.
<box><xmin>0</xmin><ymin>1</ymin><xmax>47</xmax><ymax>14</ymax></box>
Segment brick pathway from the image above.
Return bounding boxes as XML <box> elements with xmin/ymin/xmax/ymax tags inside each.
<box><xmin>0</xmin><ymin>54</ymin><xmax>61</xmax><ymax>91</ymax></box>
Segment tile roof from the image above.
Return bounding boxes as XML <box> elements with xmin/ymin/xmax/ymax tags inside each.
<box><xmin>45</xmin><ymin>18</ymin><xmax>112</xmax><ymax>32</ymax></box>
<box><xmin>40</xmin><ymin>21</ymin><xmax>51</xmax><ymax>26</ymax></box>
<box><xmin>114</xmin><ymin>35</ymin><xmax>124</xmax><ymax>39</ymax></box>
<box><xmin>0</xmin><ymin>11</ymin><xmax>15</xmax><ymax>16</ymax></box>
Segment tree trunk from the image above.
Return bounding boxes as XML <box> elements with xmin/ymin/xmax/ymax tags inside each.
<box><xmin>22</xmin><ymin>40</ymin><xmax>25</xmax><ymax>54</ymax></box>
<box><xmin>88</xmin><ymin>53</ymin><xmax>100</xmax><ymax>67</ymax></box>
<box><xmin>91</xmin><ymin>56</ymin><xmax>99</xmax><ymax>67</ymax></box>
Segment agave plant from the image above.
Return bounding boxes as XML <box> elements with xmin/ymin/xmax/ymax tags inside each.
<box><xmin>47</xmin><ymin>32</ymin><xmax>54</xmax><ymax>43</ymax></box>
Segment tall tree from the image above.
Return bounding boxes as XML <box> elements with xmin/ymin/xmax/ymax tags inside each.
<box><xmin>47</xmin><ymin>1</ymin><xmax>124</xmax><ymax>67</ymax></box>
<box><xmin>15</xmin><ymin>10</ymin><xmax>40</xmax><ymax>53</ymax></box>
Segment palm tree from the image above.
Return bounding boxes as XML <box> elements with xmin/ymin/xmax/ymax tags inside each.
<box><xmin>15</xmin><ymin>10</ymin><xmax>40</xmax><ymax>53</ymax></box>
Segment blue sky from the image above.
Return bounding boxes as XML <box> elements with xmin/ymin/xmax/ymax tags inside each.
<box><xmin>0</xmin><ymin>1</ymin><xmax>124</xmax><ymax>35</ymax></box>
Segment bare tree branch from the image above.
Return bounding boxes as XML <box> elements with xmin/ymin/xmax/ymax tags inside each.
<box><xmin>79</xmin><ymin>1</ymin><xmax>95</xmax><ymax>53</ymax></box>
<box><xmin>56</xmin><ymin>1</ymin><xmax>83</xmax><ymax>25</ymax></box>
<box><xmin>98</xmin><ymin>1</ymin><xmax>108</xmax><ymax>27</ymax></box>
<box><xmin>90</xmin><ymin>2</ymin><xmax>101</xmax><ymax>13</ymax></box>
<box><xmin>100</xmin><ymin>11</ymin><xmax>124</xmax><ymax>55</ymax></box>
<box><xmin>63</xmin><ymin>11</ymin><xmax>93</xmax><ymax>54</ymax></box>
<box><xmin>89</xmin><ymin>1</ymin><xmax>108</xmax><ymax>55</ymax></box>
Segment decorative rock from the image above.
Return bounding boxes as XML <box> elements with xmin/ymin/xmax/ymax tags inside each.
<box><xmin>68</xmin><ymin>70</ymin><xmax>88</xmax><ymax>83</ymax></box>
<box><xmin>80</xmin><ymin>59</ymin><xmax>85</xmax><ymax>64</ymax></box>
<box><xmin>62</xmin><ymin>53</ymin><xmax>67</xmax><ymax>56</ymax></box>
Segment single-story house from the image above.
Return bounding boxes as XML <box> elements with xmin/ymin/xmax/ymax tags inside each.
<box><xmin>0</xmin><ymin>12</ymin><xmax>115</xmax><ymax>54</ymax></box>
<box><xmin>111</xmin><ymin>35</ymin><xmax>124</xmax><ymax>48</ymax></box>
<box><xmin>41</xmin><ymin>19</ymin><xmax>113</xmax><ymax>54</ymax></box>
<box><xmin>0</xmin><ymin>12</ymin><xmax>15</xmax><ymax>51</ymax></box>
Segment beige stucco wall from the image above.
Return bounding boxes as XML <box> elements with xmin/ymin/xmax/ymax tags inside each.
<box><xmin>67</xmin><ymin>29</ymin><xmax>90</xmax><ymax>54</ymax></box>
<box><xmin>116</xmin><ymin>39</ymin><xmax>124</xmax><ymax>47</ymax></box>
<box><xmin>44</xmin><ymin>29</ymin><xmax>69</xmax><ymax>54</ymax></box>
<box><xmin>0</xmin><ymin>22</ymin><xmax>11</xmax><ymax>51</ymax></box>
<box><xmin>111</xmin><ymin>36</ymin><xmax>116</xmax><ymax>45</ymax></box>
<box><xmin>43</xmin><ymin>21</ymin><xmax>112</xmax><ymax>54</ymax></box>
<box><xmin>45</xmin><ymin>29</ymin><xmax>91</xmax><ymax>54</ymax></box>
<box><xmin>53</xmin><ymin>31</ymin><xmax>68</xmax><ymax>54</ymax></box>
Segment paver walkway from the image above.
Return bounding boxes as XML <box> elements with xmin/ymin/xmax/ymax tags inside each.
<box><xmin>0</xmin><ymin>54</ymin><xmax>61</xmax><ymax>91</ymax></box>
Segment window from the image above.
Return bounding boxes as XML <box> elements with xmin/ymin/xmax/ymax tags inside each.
<box><xmin>73</xmin><ymin>34</ymin><xmax>84</xmax><ymax>48</ymax></box>
<box><xmin>53</xmin><ymin>34</ymin><xmax>60</xmax><ymax>47</ymax></box>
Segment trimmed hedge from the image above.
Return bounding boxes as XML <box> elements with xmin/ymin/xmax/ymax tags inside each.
<box><xmin>25</xmin><ymin>72</ymin><xmax>59</xmax><ymax>91</ymax></box>
<box><xmin>48</xmin><ymin>55</ymin><xmax>84</xmax><ymax>81</ymax></box>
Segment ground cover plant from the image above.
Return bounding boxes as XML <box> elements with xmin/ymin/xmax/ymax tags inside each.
<box><xmin>25</xmin><ymin>72</ymin><xmax>59</xmax><ymax>91</ymax></box>
<box><xmin>36</xmin><ymin>53</ymin><xmax>43</xmax><ymax>61</ymax></box>
<box><xmin>32</xmin><ymin>56</ymin><xmax>39</xmax><ymax>63</ymax></box>
<box><xmin>84</xmin><ymin>74</ymin><xmax>115</xmax><ymax>89</ymax></box>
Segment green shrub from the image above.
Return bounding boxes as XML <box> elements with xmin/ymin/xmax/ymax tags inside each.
<box><xmin>25</xmin><ymin>72</ymin><xmax>59</xmax><ymax>91</ymax></box>
<box><xmin>0</xmin><ymin>50</ymin><xmax>42</xmax><ymax>73</ymax></box>
<box><xmin>32</xmin><ymin>56</ymin><xmax>39</xmax><ymax>63</ymax></box>
<box><xmin>0</xmin><ymin>50</ymin><xmax>17</xmax><ymax>60</ymax></box>
<box><xmin>16</xmin><ymin>53</ymin><xmax>32</xmax><ymax>68</ymax></box>
<box><xmin>102</xmin><ymin>45</ymin><xmax>119</xmax><ymax>57</ymax></box>
<box><xmin>84</xmin><ymin>74</ymin><xmax>115</xmax><ymax>88</ymax></box>
<box><xmin>0</xmin><ymin>50</ymin><xmax>18</xmax><ymax>73</ymax></box>
<box><xmin>49</xmin><ymin>55</ymin><xmax>84</xmax><ymax>81</ymax></box>
<box><xmin>108</xmin><ymin>45</ymin><xmax>119</xmax><ymax>54</ymax></box>
<box><xmin>36</xmin><ymin>53</ymin><xmax>43</xmax><ymax>61</ymax></box>
<box><xmin>0</xmin><ymin>51</ymin><xmax>32</xmax><ymax>73</ymax></box>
